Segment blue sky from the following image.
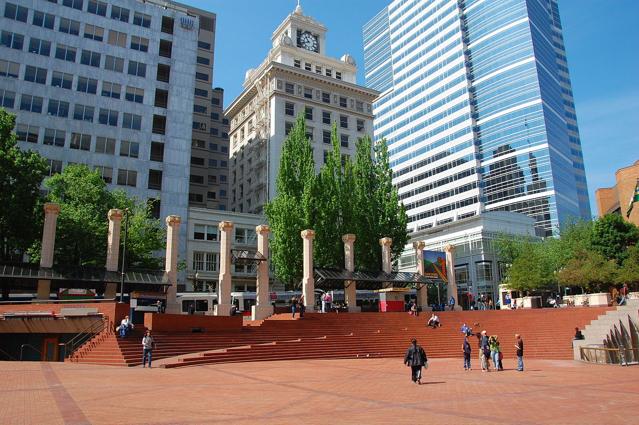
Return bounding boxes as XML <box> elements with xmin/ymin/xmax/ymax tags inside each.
<box><xmin>184</xmin><ymin>0</ymin><xmax>639</xmax><ymax>217</ymax></box>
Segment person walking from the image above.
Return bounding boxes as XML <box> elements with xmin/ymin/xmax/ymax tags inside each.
<box><xmin>515</xmin><ymin>334</ymin><xmax>524</xmax><ymax>371</ymax></box>
<box><xmin>299</xmin><ymin>294</ymin><xmax>305</xmax><ymax>318</ymax></box>
<box><xmin>462</xmin><ymin>336</ymin><xmax>472</xmax><ymax>371</ymax></box>
<box><xmin>142</xmin><ymin>330</ymin><xmax>155</xmax><ymax>368</ymax></box>
<box><xmin>325</xmin><ymin>292</ymin><xmax>332</xmax><ymax>312</ymax></box>
<box><xmin>291</xmin><ymin>297</ymin><xmax>298</xmax><ymax>318</ymax></box>
<box><xmin>480</xmin><ymin>330</ymin><xmax>490</xmax><ymax>372</ymax></box>
<box><xmin>404</xmin><ymin>338</ymin><xmax>428</xmax><ymax>384</ymax></box>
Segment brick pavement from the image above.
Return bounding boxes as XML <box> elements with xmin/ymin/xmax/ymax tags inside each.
<box><xmin>1</xmin><ymin>358</ymin><xmax>638</xmax><ymax>424</ymax></box>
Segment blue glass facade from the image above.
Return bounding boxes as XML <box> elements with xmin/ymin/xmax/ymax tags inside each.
<box><xmin>364</xmin><ymin>0</ymin><xmax>590</xmax><ymax>236</ymax></box>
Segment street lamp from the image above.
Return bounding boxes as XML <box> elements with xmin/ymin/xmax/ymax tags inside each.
<box><xmin>194</xmin><ymin>271</ymin><xmax>200</xmax><ymax>292</ymax></box>
<box><xmin>118</xmin><ymin>208</ymin><xmax>130</xmax><ymax>303</ymax></box>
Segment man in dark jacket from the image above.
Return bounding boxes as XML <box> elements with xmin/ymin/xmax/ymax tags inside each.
<box><xmin>404</xmin><ymin>338</ymin><xmax>427</xmax><ymax>384</ymax></box>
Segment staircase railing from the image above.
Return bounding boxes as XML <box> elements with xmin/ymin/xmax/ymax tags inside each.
<box><xmin>64</xmin><ymin>316</ymin><xmax>109</xmax><ymax>359</ymax></box>
<box><xmin>579</xmin><ymin>346</ymin><xmax>639</xmax><ymax>366</ymax></box>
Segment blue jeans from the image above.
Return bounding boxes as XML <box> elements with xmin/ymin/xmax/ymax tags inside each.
<box><xmin>291</xmin><ymin>305</ymin><xmax>296</xmax><ymax>318</ymax></box>
<box><xmin>143</xmin><ymin>348</ymin><xmax>153</xmax><ymax>367</ymax></box>
<box><xmin>492</xmin><ymin>351</ymin><xmax>500</xmax><ymax>369</ymax></box>
<box><xmin>517</xmin><ymin>355</ymin><xmax>524</xmax><ymax>371</ymax></box>
<box><xmin>119</xmin><ymin>325</ymin><xmax>130</xmax><ymax>338</ymax></box>
<box><xmin>463</xmin><ymin>353</ymin><xmax>471</xmax><ymax>369</ymax></box>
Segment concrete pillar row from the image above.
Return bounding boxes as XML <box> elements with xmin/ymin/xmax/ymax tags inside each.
<box><xmin>379</xmin><ymin>237</ymin><xmax>393</xmax><ymax>289</ymax></box>
<box><xmin>37</xmin><ymin>203</ymin><xmax>60</xmax><ymax>300</ymax></box>
<box><xmin>104</xmin><ymin>209</ymin><xmax>123</xmax><ymax>299</ymax></box>
<box><xmin>252</xmin><ymin>224</ymin><xmax>274</xmax><ymax>320</ymax></box>
<box><xmin>301</xmin><ymin>229</ymin><xmax>315</xmax><ymax>312</ymax></box>
<box><xmin>342</xmin><ymin>234</ymin><xmax>360</xmax><ymax>313</ymax></box>
<box><xmin>413</xmin><ymin>241</ymin><xmax>430</xmax><ymax>311</ymax></box>
<box><xmin>444</xmin><ymin>244</ymin><xmax>461</xmax><ymax>311</ymax></box>
<box><xmin>164</xmin><ymin>215</ymin><xmax>181</xmax><ymax>314</ymax></box>
<box><xmin>215</xmin><ymin>221</ymin><xmax>234</xmax><ymax>316</ymax></box>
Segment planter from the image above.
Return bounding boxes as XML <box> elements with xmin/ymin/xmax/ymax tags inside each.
<box><xmin>587</xmin><ymin>292</ymin><xmax>611</xmax><ymax>307</ymax></box>
<box><xmin>521</xmin><ymin>296</ymin><xmax>542</xmax><ymax>309</ymax></box>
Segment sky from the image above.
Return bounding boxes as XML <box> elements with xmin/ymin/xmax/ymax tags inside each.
<box><xmin>183</xmin><ymin>0</ymin><xmax>639</xmax><ymax>217</ymax></box>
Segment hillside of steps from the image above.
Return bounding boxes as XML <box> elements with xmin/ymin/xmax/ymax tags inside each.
<box><xmin>161</xmin><ymin>307</ymin><xmax>610</xmax><ymax>369</ymax></box>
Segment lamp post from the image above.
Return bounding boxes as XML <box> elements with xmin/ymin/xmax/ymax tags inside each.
<box><xmin>194</xmin><ymin>271</ymin><xmax>200</xmax><ymax>292</ymax></box>
<box><xmin>118</xmin><ymin>208</ymin><xmax>130</xmax><ymax>303</ymax></box>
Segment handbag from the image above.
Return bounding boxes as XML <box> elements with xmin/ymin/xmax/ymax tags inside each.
<box><xmin>499</xmin><ymin>352</ymin><xmax>504</xmax><ymax>361</ymax></box>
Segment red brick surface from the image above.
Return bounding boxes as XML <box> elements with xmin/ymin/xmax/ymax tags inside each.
<box><xmin>1</xmin><ymin>358</ymin><xmax>637</xmax><ymax>424</ymax></box>
<box><xmin>143</xmin><ymin>313</ymin><xmax>243</xmax><ymax>332</ymax></box>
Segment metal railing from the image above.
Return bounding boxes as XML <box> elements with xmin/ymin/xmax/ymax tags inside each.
<box><xmin>0</xmin><ymin>347</ymin><xmax>17</xmax><ymax>361</ymax></box>
<box><xmin>579</xmin><ymin>346</ymin><xmax>639</xmax><ymax>366</ymax></box>
<box><xmin>19</xmin><ymin>344</ymin><xmax>41</xmax><ymax>361</ymax></box>
<box><xmin>64</xmin><ymin>316</ymin><xmax>109</xmax><ymax>359</ymax></box>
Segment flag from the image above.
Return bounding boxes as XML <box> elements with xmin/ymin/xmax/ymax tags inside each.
<box><xmin>627</xmin><ymin>180</ymin><xmax>639</xmax><ymax>218</ymax></box>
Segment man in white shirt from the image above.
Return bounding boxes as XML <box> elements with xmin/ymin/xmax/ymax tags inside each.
<box><xmin>427</xmin><ymin>313</ymin><xmax>440</xmax><ymax>328</ymax></box>
<box><xmin>118</xmin><ymin>315</ymin><xmax>134</xmax><ymax>338</ymax></box>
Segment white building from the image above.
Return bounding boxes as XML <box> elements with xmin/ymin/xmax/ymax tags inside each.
<box><xmin>225</xmin><ymin>4</ymin><xmax>379</xmax><ymax>214</ymax></box>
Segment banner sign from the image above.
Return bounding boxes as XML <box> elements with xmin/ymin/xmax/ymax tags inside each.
<box><xmin>423</xmin><ymin>250</ymin><xmax>447</xmax><ymax>281</ymax></box>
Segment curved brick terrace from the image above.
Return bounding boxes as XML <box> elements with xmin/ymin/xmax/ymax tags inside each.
<box><xmin>1</xmin><ymin>358</ymin><xmax>637</xmax><ymax>424</ymax></box>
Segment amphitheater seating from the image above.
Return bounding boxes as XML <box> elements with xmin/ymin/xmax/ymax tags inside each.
<box><xmin>68</xmin><ymin>307</ymin><xmax>611</xmax><ymax>368</ymax></box>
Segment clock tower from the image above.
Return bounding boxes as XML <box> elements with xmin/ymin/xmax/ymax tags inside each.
<box><xmin>271</xmin><ymin>3</ymin><xmax>326</xmax><ymax>56</ymax></box>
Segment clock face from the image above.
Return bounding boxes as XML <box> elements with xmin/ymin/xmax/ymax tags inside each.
<box><xmin>299</xmin><ymin>31</ymin><xmax>318</xmax><ymax>52</ymax></box>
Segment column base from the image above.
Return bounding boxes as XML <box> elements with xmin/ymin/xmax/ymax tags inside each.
<box><xmin>165</xmin><ymin>302</ymin><xmax>181</xmax><ymax>314</ymax></box>
<box><xmin>36</xmin><ymin>280</ymin><xmax>51</xmax><ymax>300</ymax></box>
<box><xmin>251</xmin><ymin>305</ymin><xmax>274</xmax><ymax>321</ymax></box>
<box><xmin>214</xmin><ymin>303</ymin><xmax>234</xmax><ymax>316</ymax></box>
<box><xmin>420</xmin><ymin>306</ymin><xmax>432</xmax><ymax>312</ymax></box>
<box><xmin>347</xmin><ymin>305</ymin><xmax>361</xmax><ymax>313</ymax></box>
<box><xmin>104</xmin><ymin>283</ymin><xmax>117</xmax><ymax>299</ymax></box>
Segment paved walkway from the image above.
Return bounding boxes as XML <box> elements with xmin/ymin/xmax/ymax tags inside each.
<box><xmin>1</xmin><ymin>358</ymin><xmax>638</xmax><ymax>424</ymax></box>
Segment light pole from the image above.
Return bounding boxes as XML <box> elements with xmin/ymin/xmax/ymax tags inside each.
<box><xmin>118</xmin><ymin>208</ymin><xmax>130</xmax><ymax>303</ymax></box>
<box><xmin>194</xmin><ymin>271</ymin><xmax>200</xmax><ymax>292</ymax></box>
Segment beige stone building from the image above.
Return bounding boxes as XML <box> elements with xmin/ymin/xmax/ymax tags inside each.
<box><xmin>595</xmin><ymin>160</ymin><xmax>639</xmax><ymax>226</ymax></box>
<box><xmin>225</xmin><ymin>4</ymin><xmax>378</xmax><ymax>214</ymax></box>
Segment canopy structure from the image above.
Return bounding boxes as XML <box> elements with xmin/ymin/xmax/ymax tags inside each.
<box><xmin>313</xmin><ymin>268</ymin><xmax>443</xmax><ymax>291</ymax></box>
<box><xmin>230</xmin><ymin>249</ymin><xmax>267</xmax><ymax>266</ymax></box>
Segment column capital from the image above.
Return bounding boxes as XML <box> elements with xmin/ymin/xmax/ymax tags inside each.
<box><xmin>301</xmin><ymin>229</ymin><xmax>315</xmax><ymax>239</ymax></box>
<box><xmin>218</xmin><ymin>220</ymin><xmax>233</xmax><ymax>231</ymax></box>
<box><xmin>342</xmin><ymin>234</ymin><xmax>356</xmax><ymax>244</ymax></box>
<box><xmin>43</xmin><ymin>203</ymin><xmax>61</xmax><ymax>215</ymax></box>
<box><xmin>444</xmin><ymin>244</ymin><xmax>456</xmax><ymax>253</ymax></box>
<box><xmin>165</xmin><ymin>215</ymin><xmax>181</xmax><ymax>226</ymax></box>
<box><xmin>379</xmin><ymin>237</ymin><xmax>392</xmax><ymax>247</ymax></box>
<box><xmin>255</xmin><ymin>224</ymin><xmax>270</xmax><ymax>235</ymax></box>
<box><xmin>108</xmin><ymin>209</ymin><xmax>123</xmax><ymax>221</ymax></box>
<box><xmin>413</xmin><ymin>241</ymin><xmax>425</xmax><ymax>250</ymax></box>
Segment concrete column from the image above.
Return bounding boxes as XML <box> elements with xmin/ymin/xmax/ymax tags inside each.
<box><xmin>445</xmin><ymin>244</ymin><xmax>461</xmax><ymax>310</ymax></box>
<box><xmin>215</xmin><ymin>221</ymin><xmax>234</xmax><ymax>316</ymax></box>
<box><xmin>37</xmin><ymin>203</ymin><xmax>60</xmax><ymax>300</ymax></box>
<box><xmin>379</xmin><ymin>237</ymin><xmax>393</xmax><ymax>289</ymax></box>
<box><xmin>414</xmin><ymin>241</ymin><xmax>430</xmax><ymax>311</ymax></box>
<box><xmin>252</xmin><ymin>225</ymin><xmax>274</xmax><ymax>320</ymax></box>
<box><xmin>164</xmin><ymin>215</ymin><xmax>181</xmax><ymax>314</ymax></box>
<box><xmin>342</xmin><ymin>234</ymin><xmax>360</xmax><ymax>313</ymax></box>
<box><xmin>104</xmin><ymin>209</ymin><xmax>123</xmax><ymax>299</ymax></box>
<box><xmin>301</xmin><ymin>229</ymin><xmax>315</xmax><ymax>312</ymax></box>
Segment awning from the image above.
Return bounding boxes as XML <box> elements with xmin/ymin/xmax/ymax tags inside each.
<box><xmin>314</xmin><ymin>268</ymin><xmax>442</xmax><ymax>290</ymax></box>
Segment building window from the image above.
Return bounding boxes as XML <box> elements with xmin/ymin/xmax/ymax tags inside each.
<box><xmin>192</xmin><ymin>251</ymin><xmax>217</xmax><ymax>272</ymax></box>
<box><xmin>117</xmin><ymin>169</ymin><xmax>137</xmax><ymax>187</ymax></box>
<box><xmin>159</xmin><ymin>39</ymin><xmax>172</xmax><ymax>58</ymax></box>
<box><xmin>122</xmin><ymin>113</ymin><xmax>142</xmax><ymax>130</ymax></box>
<box><xmin>194</xmin><ymin>88</ymin><xmax>208</xmax><ymax>98</ymax></box>
<box><xmin>155</xmin><ymin>89</ymin><xmax>168</xmax><ymax>108</ymax></box>
<box><xmin>325</xmin><ymin>68</ymin><xmax>332</xmax><ymax>77</ymax></box>
<box><xmin>304</xmin><ymin>62</ymin><xmax>312</xmax><ymax>72</ymax></box>
<box><xmin>107</xmin><ymin>30</ymin><xmax>127</xmax><ymax>48</ymax></box>
<box><xmin>104</xmin><ymin>55</ymin><xmax>124</xmax><ymax>73</ymax></box>
<box><xmin>120</xmin><ymin>140</ymin><xmax>139</xmax><ymax>158</ymax></box>
<box><xmin>73</xmin><ymin>104</ymin><xmax>94</xmax><ymax>122</ymax></box>
<box><xmin>285</xmin><ymin>122</ymin><xmax>294</xmax><ymax>135</ymax></box>
<box><xmin>101</xmin><ymin>81</ymin><xmax>121</xmax><ymax>99</ymax></box>
<box><xmin>83</xmin><ymin>24</ymin><xmax>104</xmax><ymax>42</ymax></box>
<box><xmin>161</xmin><ymin>16</ymin><xmax>174</xmax><ymax>34</ymax></box>
<box><xmin>322</xmin><ymin>130</ymin><xmax>331</xmax><ymax>144</ymax></box>
<box><xmin>16</xmin><ymin>124</ymin><xmax>39</xmax><ymax>144</ymax></box>
<box><xmin>87</xmin><ymin>0</ymin><xmax>107</xmax><ymax>17</ymax></box>
<box><xmin>336</xmin><ymin>71</ymin><xmax>342</xmax><ymax>80</ymax></box>
<box><xmin>340</xmin><ymin>134</ymin><xmax>349</xmax><ymax>148</ymax></box>
<box><xmin>208</xmin><ymin>175</ymin><xmax>217</xmax><ymax>184</ymax></box>
<box><xmin>193</xmin><ymin>224</ymin><xmax>218</xmax><ymax>241</ymax></box>
<box><xmin>32</xmin><ymin>11</ymin><xmax>55</xmax><ymax>29</ymax></box>
<box><xmin>153</xmin><ymin>115</ymin><xmax>166</xmax><ymax>134</ymax></box>
<box><xmin>190</xmin><ymin>174</ymin><xmax>204</xmax><ymax>184</ymax></box>
<box><xmin>356</xmin><ymin>101</ymin><xmax>364</xmax><ymax>113</ymax></box>
<box><xmin>197</xmin><ymin>56</ymin><xmax>210</xmax><ymax>65</ymax></box>
<box><xmin>191</xmin><ymin>156</ymin><xmax>205</xmax><ymax>166</ymax></box>
<box><xmin>0</xmin><ymin>60</ymin><xmax>20</xmax><ymax>78</ymax></box>
<box><xmin>43</xmin><ymin>129</ymin><xmax>65</xmax><ymax>147</ymax></box>
<box><xmin>55</xmin><ymin>44</ymin><xmax>76</xmax><ymax>62</ymax></box>
<box><xmin>208</xmin><ymin>159</ymin><xmax>218</xmax><ymax>167</ymax></box>
<box><xmin>95</xmin><ymin>165</ymin><xmax>112</xmax><ymax>183</ymax></box>
<box><xmin>323</xmin><ymin>150</ymin><xmax>330</xmax><ymax>164</ymax></box>
<box><xmin>111</xmin><ymin>6</ymin><xmax>130</xmax><ymax>23</ymax></box>
<box><xmin>130</xmin><ymin>36</ymin><xmax>149</xmax><ymax>52</ymax></box>
<box><xmin>28</xmin><ymin>38</ymin><xmax>51</xmax><ymax>56</ymax></box>
<box><xmin>128</xmin><ymin>61</ymin><xmax>146</xmax><ymax>78</ymax></box>
<box><xmin>304</xmin><ymin>87</ymin><xmax>313</xmax><ymax>99</ymax></box>
<box><xmin>51</xmin><ymin>71</ymin><xmax>72</xmax><ymax>90</ymax></box>
<box><xmin>46</xmin><ymin>99</ymin><xmax>68</xmax><ymax>117</ymax></box>
<box><xmin>293</xmin><ymin>59</ymin><xmax>301</xmax><ymax>68</ymax></box>
<box><xmin>285</xmin><ymin>102</ymin><xmax>295</xmax><ymax>116</ymax></box>
<box><xmin>95</xmin><ymin>136</ymin><xmax>115</xmax><ymax>154</ymax></box>
<box><xmin>59</xmin><ymin>18</ymin><xmax>80</xmax><ymax>36</ymax></box>
<box><xmin>476</xmin><ymin>261</ymin><xmax>493</xmax><ymax>282</ymax></box>
<box><xmin>77</xmin><ymin>76</ymin><xmax>98</xmax><ymax>94</ymax></box>
<box><xmin>148</xmin><ymin>170</ymin><xmax>162</xmax><ymax>190</ymax></box>
<box><xmin>1</xmin><ymin>31</ymin><xmax>24</xmax><ymax>50</ymax></box>
<box><xmin>305</xmin><ymin>106</ymin><xmax>313</xmax><ymax>120</ymax></box>
<box><xmin>321</xmin><ymin>92</ymin><xmax>331</xmax><ymax>104</ymax></box>
<box><xmin>125</xmin><ymin>86</ymin><xmax>144</xmax><ymax>103</ymax></box>
<box><xmin>24</xmin><ymin>66</ymin><xmax>47</xmax><ymax>85</ymax></box>
<box><xmin>133</xmin><ymin>12</ymin><xmax>151</xmax><ymax>28</ymax></box>
<box><xmin>80</xmin><ymin>50</ymin><xmax>101</xmax><ymax>67</ymax></box>
<box><xmin>207</xmin><ymin>191</ymin><xmax>216</xmax><ymax>200</ymax></box>
<box><xmin>306</xmin><ymin>128</ymin><xmax>314</xmax><ymax>142</ymax></box>
<box><xmin>4</xmin><ymin>3</ymin><xmax>28</xmax><ymax>22</ymax></box>
<box><xmin>196</xmin><ymin>72</ymin><xmax>209</xmax><ymax>82</ymax></box>
<box><xmin>235</xmin><ymin>228</ymin><xmax>250</xmax><ymax>244</ymax></box>
<box><xmin>21</xmin><ymin>95</ymin><xmax>44</xmax><ymax>114</ymax></box>
<box><xmin>62</xmin><ymin>0</ymin><xmax>83</xmax><ymax>10</ymax></box>
<box><xmin>70</xmin><ymin>133</ymin><xmax>91</xmax><ymax>151</ymax></box>
<box><xmin>357</xmin><ymin>119</ymin><xmax>365</xmax><ymax>132</ymax></box>
<box><xmin>339</xmin><ymin>96</ymin><xmax>347</xmax><ymax>108</ymax></box>
<box><xmin>0</xmin><ymin>89</ymin><xmax>16</xmax><ymax>109</ymax></box>
<box><xmin>157</xmin><ymin>64</ymin><xmax>170</xmax><ymax>82</ymax></box>
<box><xmin>98</xmin><ymin>108</ymin><xmax>118</xmax><ymax>126</ymax></box>
<box><xmin>150</xmin><ymin>142</ymin><xmax>164</xmax><ymax>162</ymax></box>
<box><xmin>315</xmin><ymin>65</ymin><xmax>322</xmax><ymax>74</ymax></box>
<box><xmin>47</xmin><ymin>160</ymin><xmax>63</xmax><ymax>177</ymax></box>
<box><xmin>285</xmin><ymin>83</ymin><xmax>295</xmax><ymax>94</ymax></box>
<box><xmin>340</xmin><ymin>115</ymin><xmax>348</xmax><ymax>129</ymax></box>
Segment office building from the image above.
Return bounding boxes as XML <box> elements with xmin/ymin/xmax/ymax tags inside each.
<box><xmin>595</xmin><ymin>160</ymin><xmax>639</xmax><ymax>226</ymax></box>
<box><xmin>364</xmin><ymin>0</ymin><xmax>590</xmax><ymax>236</ymax></box>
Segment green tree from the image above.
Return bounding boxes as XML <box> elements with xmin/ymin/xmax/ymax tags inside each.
<box><xmin>28</xmin><ymin>165</ymin><xmax>164</xmax><ymax>268</ymax></box>
<box><xmin>590</xmin><ymin>214</ymin><xmax>639</xmax><ymax>264</ymax></box>
<box><xmin>265</xmin><ymin>115</ymin><xmax>315</xmax><ymax>285</ymax></box>
<box><xmin>0</xmin><ymin>109</ymin><xmax>48</xmax><ymax>261</ymax></box>
<box><xmin>616</xmin><ymin>244</ymin><xmax>639</xmax><ymax>287</ymax></box>
<box><xmin>558</xmin><ymin>249</ymin><xmax>618</xmax><ymax>293</ymax></box>
<box><xmin>352</xmin><ymin>136</ymin><xmax>379</xmax><ymax>271</ymax></box>
<box><xmin>504</xmin><ymin>241</ymin><xmax>556</xmax><ymax>293</ymax></box>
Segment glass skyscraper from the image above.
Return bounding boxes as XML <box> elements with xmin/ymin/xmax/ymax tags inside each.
<box><xmin>364</xmin><ymin>0</ymin><xmax>590</xmax><ymax>236</ymax></box>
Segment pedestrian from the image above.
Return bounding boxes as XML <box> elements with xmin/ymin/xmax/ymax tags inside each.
<box><xmin>299</xmin><ymin>294</ymin><xmax>305</xmax><ymax>318</ymax></box>
<box><xmin>427</xmin><ymin>313</ymin><xmax>440</xmax><ymax>328</ymax></box>
<box><xmin>449</xmin><ymin>296</ymin><xmax>456</xmax><ymax>311</ymax></box>
<box><xmin>504</xmin><ymin>293</ymin><xmax>512</xmax><ymax>309</ymax></box>
<box><xmin>489</xmin><ymin>336</ymin><xmax>501</xmax><ymax>371</ymax></box>
<box><xmin>118</xmin><ymin>315</ymin><xmax>134</xmax><ymax>338</ymax></box>
<box><xmin>321</xmin><ymin>293</ymin><xmax>327</xmax><ymax>313</ymax></box>
<box><xmin>480</xmin><ymin>330</ymin><xmax>490</xmax><ymax>372</ymax></box>
<box><xmin>291</xmin><ymin>297</ymin><xmax>298</xmax><ymax>318</ymax></box>
<box><xmin>404</xmin><ymin>338</ymin><xmax>428</xmax><ymax>384</ymax></box>
<box><xmin>574</xmin><ymin>327</ymin><xmax>585</xmax><ymax>340</ymax></box>
<box><xmin>515</xmin><ymin>334</ymin><xmax>524</xmax><ymax>371</ymax></box>
<box><xmin>462</xmin><ymin>336</ymin><xmax>472</xmax><ymax>371</ymax></box>
<box><xmin>488</xmin><ymin>298</ymin><xmax>493</xmax><ymax>310</ymax></box>
<box><xmin>619</xmin><ymin>283</ymin><xmax>629</xmax><ymax>306</ymax></box>
<box><xmin>325</xmin><ymin>292</ymin><xmax>332</xmax><ymax>312</ymax></box>
<box><xmin>155</xmin><ymin>300</ymin><xmax>164</xmax><ymax>313</ymax></box>
<box><xmin>142</xmin><ymin>330</ymin><xmax>155</xmax><ymax>368</ymax></box>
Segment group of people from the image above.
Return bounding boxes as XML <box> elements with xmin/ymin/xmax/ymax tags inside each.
<box><xmin>473</xmin><ymin>330</ymin><xmax>524</xmax><ymax>372</ymax></box>
<box><xmin>117</xmin><ymin>315</ymin><xmax>156</xmax><ymax>367</ymax></box>
<box><xmin>321</xmin><ymin>292</ymin><xmax>333</xmax><ymax>313</ymax></box>
<box><xmin>291</xmin><ymin>295</ymin><xmax>306</xmax><ymax>318</ymax></box>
